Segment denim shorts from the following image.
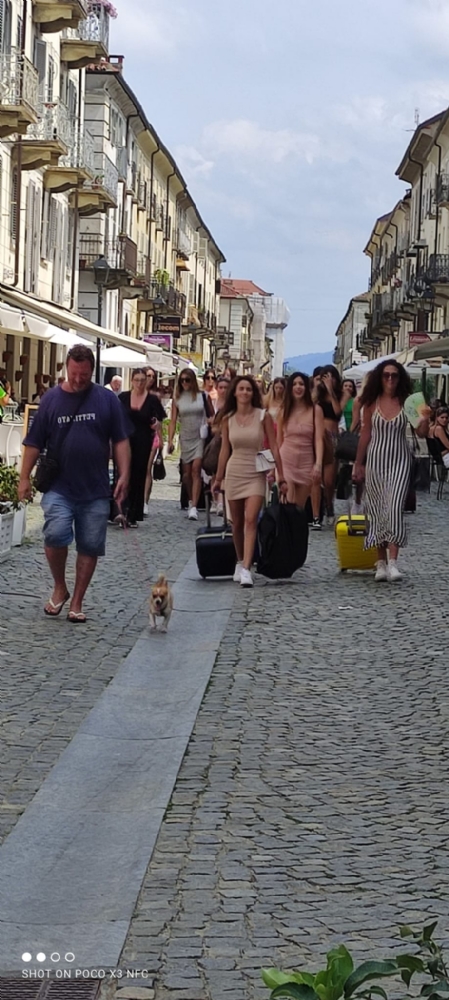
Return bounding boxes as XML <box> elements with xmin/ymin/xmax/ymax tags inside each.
<box><xmin>41</xmin><ymin>491</ymin><xmax>110</xmax><ymax>557</ymax></box>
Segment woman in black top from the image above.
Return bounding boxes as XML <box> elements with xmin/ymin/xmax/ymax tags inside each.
<box><xmin>314</xmin><ymin>365</ymin><xmax>351</xmax><ymax>525</ymax></box>
<box><xmin>119</xmin><ymin>368</ymin><xmax>165</xmax><ymax>526</ymax></box>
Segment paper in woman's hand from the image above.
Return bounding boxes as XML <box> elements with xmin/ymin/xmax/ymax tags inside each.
<box><xmin>404</xmin><ymin>391</ymin><xmax>427</xmax><ymax>428</ymax></box>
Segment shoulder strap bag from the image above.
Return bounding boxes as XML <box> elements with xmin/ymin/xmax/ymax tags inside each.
<box><xmin>34</xmin><ymin>386</ymin><xmax>93</xmax><ymax>493</ymax></box>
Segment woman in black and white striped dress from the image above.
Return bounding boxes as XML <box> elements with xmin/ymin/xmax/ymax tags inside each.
<box><xmin>353</xmin><ymin>360</ymin><xmax>429</xmax><ymax>582</ymax></box>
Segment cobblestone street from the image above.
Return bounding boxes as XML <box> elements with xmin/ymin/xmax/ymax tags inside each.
<box><xmin>2</xmin><ymin>474</ymin><xmax>449</xmax><ymax>999</ymax></box>
<box><xmin>121</xmin><ymin>489</ymin><xmax>449</xmax><ymax>999</ymax></box>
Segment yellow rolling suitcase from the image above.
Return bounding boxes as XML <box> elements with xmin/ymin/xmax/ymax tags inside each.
<box><xmin>335</xmin><ymin>508</ymin><xmax>377</xmax><ymax>572</ymax></box>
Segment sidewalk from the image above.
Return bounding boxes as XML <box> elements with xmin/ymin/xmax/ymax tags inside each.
<box><xmin>0</xmin><ymin>460</ymin><xmax>192</xmax><ymax>846</ymax></box>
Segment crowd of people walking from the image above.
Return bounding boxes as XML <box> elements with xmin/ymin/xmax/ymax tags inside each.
<box><xmin>18</xmin><ymin>345</ymin><xmax>436</xmax><ymax>618</ymax></box>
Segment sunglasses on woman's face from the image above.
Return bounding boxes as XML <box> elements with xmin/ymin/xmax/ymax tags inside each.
<box><xmin>383</xmin><ymin>371</ymin><xmax>399</xmax><ymax>380</ymax></box>
<box><xmin>181</xmin><ymin>377</ymin><xmax>192</xmax><ymax>384</ymax></box>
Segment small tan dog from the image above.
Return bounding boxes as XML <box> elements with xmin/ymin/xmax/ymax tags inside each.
<box><xmin>149</xmin><ymin>575</ymin><xmax>173</xmax><ymax>633</ymax></box>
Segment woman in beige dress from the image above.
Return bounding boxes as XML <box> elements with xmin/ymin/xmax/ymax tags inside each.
<box><xmin>214</xmin><ymin>376</ymin><xmax>287</xmax><ymax>587</ymax></box>
<box><xmin>168</xmin><ymin>369</ymin><xmax>214</xmax><ymax>520</ymax></box>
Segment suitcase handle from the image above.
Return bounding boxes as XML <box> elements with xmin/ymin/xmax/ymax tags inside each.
<box><xmin>206</xmin><ymin>489</ymin><xmax>229</xmax><ymax>530</ymax></box>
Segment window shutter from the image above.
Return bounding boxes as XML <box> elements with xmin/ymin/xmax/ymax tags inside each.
<box><xmin>198</xmin><ymin>237</ymin><xmax>207</xmax><ymax>259</ymax></box>
<box><xmin>41</xmin><ymin>190</ymin><xmax>50</xmax><ymax>259</ymax></box>
<box><xmin>68</xmin><ymin>79</ymin><xmax>77</xmax><ymax>117</ymax></box>
<box><xmin>33</xmin><ymin>38</ymin><xmax>47</xmax><ymax>90</ymax></box>
<box><xmin>32</xmin><ymin>186</ymin><xmax>42</xmax><ymax>292</ymax></box>
<box><xmin>24</xmin><ymin>182</ymin><xmax>35</xmax><ymax>292</ymax></box>
<box><xmin>3</xmin><ymin>0</ymin><xmax>11</xmax><ymax>53</ymax></box>
<box><xmin>10</xmin><ymin>167</ymin><xmax>18</xmax><ymax>244</ymax></box>
<box><xmin>48</xmin><ymin>196</ymin><xmax>57</xmax><ymax>263</ymax></box>
<box><xmin>192</xmin><ymin>232</ymin><xmax>199</xmax><ymax>255</ymax></box>
<box><xmin>188</xmin><ymin>273</ymin><xmax>195</xmax><ymax>305</ymax></box>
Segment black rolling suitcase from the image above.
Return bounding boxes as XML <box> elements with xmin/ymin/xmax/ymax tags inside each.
<box><xmin>196</xmin><ymin>492</ymin><xmax>236</xmax><ymax>578</ymax></box>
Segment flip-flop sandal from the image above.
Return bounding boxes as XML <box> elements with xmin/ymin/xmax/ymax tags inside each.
<box><xmin>44</xmin><ymin>592</ymin><xmax>70</xmax><ymax>617</ymax></box>
<box><xmin>67</xmin><ymin>611</ymin><xmax>87</xmax><ymax>624</ymax></box>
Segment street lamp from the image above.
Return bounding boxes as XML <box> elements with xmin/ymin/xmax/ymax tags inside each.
<box><xmin>93</xmin><ymin>254</ymin><xmax>110</xmax><ymax>383</ymax></box>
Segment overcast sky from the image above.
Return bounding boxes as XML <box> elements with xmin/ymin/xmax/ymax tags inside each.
<box><xmin>111</xmin><ymin>0</ymin><xmax>449</xmax><ymax>357</ymax></box>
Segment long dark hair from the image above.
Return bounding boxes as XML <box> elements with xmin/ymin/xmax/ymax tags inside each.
<box><xmin>281</xmin><ymin>371</ymin><xmax>313</xmax><ymax>426</ymax></box>
<box><xmin>316</xmin><ymin>364</ymin><xmax>343</xmax><ymax>404</ymax></box>
<box><xmin>221</xmin><ymin>375</ymin><xmax>263</xmax><ymax>418</ymax></box>
<box><xmin>360</xmin><ymin>359</ymin><xmax>412</xmax><ymax>408</ymax></box>
<box><xmin>342</xmin><ymin>378</ymin><xmax>357</xmax><ymax>398</ymax></box>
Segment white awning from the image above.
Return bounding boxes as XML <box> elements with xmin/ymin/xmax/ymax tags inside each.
<box><xmin>0</xmin><ymin>283</ymin><xmax>147</xmax><ymax>354</ymax></box>
<box><xmin>100</xmin><ymin>345</ymin><xmax>148</xmax><ymax>367</ymax></box>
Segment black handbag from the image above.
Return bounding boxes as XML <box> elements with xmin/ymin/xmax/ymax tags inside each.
<box><xmin>34</xmin><ymin>454</ymin><xmax>60</xmax><ymax>493</ymax></box>
<box><xmin>335</xmin><ymin>430</ymin><xmax>359</xmax><ymax>462</ymax></box>
<box><xmin>153</xmin><ymin>449</ymin><xmax>166</xmax><ymax>481</ymax></box>
<box><xmin>34</xmin><ymin>387</ymin><xmax>92</xmax><ymax>493</ymax></box>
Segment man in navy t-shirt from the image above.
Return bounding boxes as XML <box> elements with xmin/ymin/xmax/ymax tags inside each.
<box><xmin>19</xmin><ymin>344</ymin><xmax>131</xmax><ymax>623</ymax></box>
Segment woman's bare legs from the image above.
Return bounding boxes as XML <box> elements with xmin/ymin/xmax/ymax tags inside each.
<box><xmin>288</xmin><ymin>483</ymin><xmax>311</xmax><ymax>508</ymax></box>
<box><xmin>144</xmin><ymin>446</ymin><xmax>158</xmax><ymax>505</ymax></box>
<box><xmin>243</xmin><ymin>495</ymin><xmax>264</xmax><ymax>569</ymax></box>
<box><xmin>229</xmin><ymin>499</ymin><xmax>245</xmax><ymax>561</ymax></box>
<box><xmin>191</xmin><ymin>458</ymin><xmax>203</xmax><ymax>507</ymax></box>
<box><xmin>311</xmin><ymin>481</ymin><xmax>321</xmax><ymax>519</ymax></box>
<box><xmin>323</xmin><ymin>460</ymin><xmax>337</xmax><ymax>516</ymax></box>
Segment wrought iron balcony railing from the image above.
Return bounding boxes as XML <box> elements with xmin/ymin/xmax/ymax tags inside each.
<box><xmin>0</xmin><ymin>51</ymin><xmax>39</xmax><ymax>112</ymax></box>
<box><xmin>83</xmin><ymin>150</ymin><xmax>119</xmax><ymax>202</ymax></box>
<box><xmin>426</xmin><ymin>254</ymin><xmax>449</xmax><ymax>283</ymax></box>
<box><xmin>60</xmin><ymin>127</ymin><xmax>95</xmax><ymax>175</ymax></box>
<box><xmin>26</xmin><ymin>99</ymin><xmax>73</xmax><ymax>147</ymax></box>
<box><xmin>79</xmin><ymin>234</ymin><xmax>137</xmax><ymax>274</ymax></box>
<box><xmin>175</xmin><ymin>227</ymin><xmax>191</xmax><ymax>256</ymax></box>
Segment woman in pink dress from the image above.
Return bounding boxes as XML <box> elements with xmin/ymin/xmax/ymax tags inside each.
<box><xmin>277</xmin><ymin>372</ymin><xmax>324</xmax><ymax>508</ymax></box>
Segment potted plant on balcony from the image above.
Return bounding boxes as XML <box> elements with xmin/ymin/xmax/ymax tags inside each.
<box><xmin>154</xmin><ymin>268</ymin><xmax>170</xmax><ymax>288</ymax></box>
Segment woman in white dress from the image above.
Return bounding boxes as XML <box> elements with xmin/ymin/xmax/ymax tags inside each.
<box><xmin>168</xmin><ymin>369</ymin><xmax>214</xmax><ymax>520</ymax></box>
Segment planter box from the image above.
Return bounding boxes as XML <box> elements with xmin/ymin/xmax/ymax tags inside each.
<box><xmin>0</xmin><ymin>510</ymin><xmax>14</xmax><ymax>561</ymax></box>
<box><xmin>12</xmin><ymin>504</ymin><xmax>27</xmax><ymax>546</ymax></box>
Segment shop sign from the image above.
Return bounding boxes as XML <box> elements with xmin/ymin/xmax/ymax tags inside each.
<box><xmin>408</xmin><ymin>332</ymin><xmax>432</xmax><ymax>346</ymax></box>
<box><xmin>153</xmin><ymin>316</ymin><xmax>181</xmax><ymax>338</ymax></box>
<box><xmin>143</xmin><ymin>333</ymin><xmax>173</xmax><ymax>353</ymax></box>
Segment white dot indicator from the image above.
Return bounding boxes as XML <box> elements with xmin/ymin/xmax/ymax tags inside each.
<box><xmin>65</xmin><ymin>953</ymin><xmax>75</xmax><ymax>963</ymax></box>
<box><xmin>22</xmin><ymin>953</ymin><xmax>32</xmax><ymax>963</ymax></box>
<box><xmin>51</xmin><ymin>953</ymin><xmax>61</xmax><ymax>963</ymax></box>
<box><xmin>36</xmin><ymin>953</ymin><xmax>46</xmax><ymax>962</ymax></box>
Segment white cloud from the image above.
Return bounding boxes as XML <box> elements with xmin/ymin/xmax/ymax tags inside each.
<box><xmin>175</xmin><ymin>145</ymin><xmax>214</xmax><ymax>179</ymax></box>
<box><xmin>111</xmin><ymin>0</ymin><xmax>201</xmax><ymax>57</ymax></box>
<box><xmin>203</xmin><ymin>119</ymin><xmax>322</xmax><ymax>166</ymax></box>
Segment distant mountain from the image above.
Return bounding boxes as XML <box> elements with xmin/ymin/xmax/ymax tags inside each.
<box><xmin>284</xmin><ymin>351</ymin><xmax>333</xmax><ymax>375</ymax></box>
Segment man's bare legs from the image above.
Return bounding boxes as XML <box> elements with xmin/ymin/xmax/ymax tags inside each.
<box><xmin>44</xmin><ymin>546</ymin><xmax>97</xmax><ymax>616</ymax></box>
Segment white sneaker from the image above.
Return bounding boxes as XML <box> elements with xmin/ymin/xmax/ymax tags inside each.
<box><xmin>216</xmin><ymin>502</ymin><xmax>224</xmax><ymax>516</ymax></box>
<box><xmin>387</xmin><ymin>560</ymin><xmax>402</xmax><ymax>582</ymax></box>
<box><xmin>374</xmin><ymin>560</ymin><xmax>388</xmax><ymax>582</ymax></box>
<box><xmin>240</xmin><ymin>568</ymin><xmax>254</xmax><ymax>588</ymax></box>
<box><xmin>143</xmin><ymin>502</ymin><xmax>149</xmax><ymax>516</ymax></box>
<box><xmin>233</xmin><ymin>561</ymin><xmax>243</xmax><ymax>583</ymax></box>
<box><xmin>188</xmin><ymin>506</ymin><xmax>198</xmax><ymax>520</ymax></box>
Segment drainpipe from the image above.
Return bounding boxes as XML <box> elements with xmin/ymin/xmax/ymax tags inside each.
<box><xmin>122</xmin><ymin>113</ymin><xmax>140</xmax><ymax>234</ymax></box>
<box><xmin>164</xmin><ymin>170</ymin><xmax>176</xmax><ymax>270</ymax></box>
<box><xmin>13</xmin><ymin>0</ymin><xmax>28</xmax><ymax>286</ymax></box>
<box><xmin>147</xmin><ymin>143</ymin><xmax>160</xmax><ymax>285</ymax></box>
<box><xmin>433</xmin><ymin>139</ymin><xmax>443</xmax><ymax>259</ymax></box>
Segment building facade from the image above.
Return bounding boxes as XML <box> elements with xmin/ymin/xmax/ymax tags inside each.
<box><xmin>0</xmin><ymin>2</ymin><xmax>226</xmax><ymax>403</ymax></box>
<box><xmin>334</xmin><ymin>293</ymin><xmax>370</xmax><ymax>372</ymax></box>
<box><xmin>219</xmin><ymin>279</ymin><xmax>289</xmax><ymax>378</ymax></box>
